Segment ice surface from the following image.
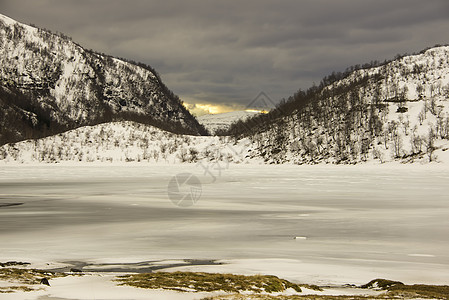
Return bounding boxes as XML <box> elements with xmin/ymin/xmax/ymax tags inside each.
<box><xmin>0</xmin><ymin>164</ymin><xmax>448</xmax><ymax>286</ymax></box>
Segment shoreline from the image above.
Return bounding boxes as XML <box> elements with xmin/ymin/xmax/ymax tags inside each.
<box><xmin>1</xmin><ymin>260</ymin><xmax>448</xmax><ymax>300</ymax></box>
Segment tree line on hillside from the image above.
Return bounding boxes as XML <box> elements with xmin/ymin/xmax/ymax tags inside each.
<box><xmin>0</xmin><ymin>84</ymin><xmax>207</xmax><ymax>146</ymax></box>
<box><xmin>0</xmin><ymin>122</ymin><xmax>234</xmax><ymax>163</ymax></box>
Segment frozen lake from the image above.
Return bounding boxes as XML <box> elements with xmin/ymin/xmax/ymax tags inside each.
<box><xmin>0</xmin><ymin>163</ymin><xmax>448</xmax><ymax>285</ymax></box>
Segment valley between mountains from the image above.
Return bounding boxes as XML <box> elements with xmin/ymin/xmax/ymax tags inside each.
<box><xmin>1</xmin><ymin>11</ymin><xmax>449</xmax><ymax>300</ymax></box>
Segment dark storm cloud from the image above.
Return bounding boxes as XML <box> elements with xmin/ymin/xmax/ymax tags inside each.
<box><xmin>2</xmin><ymin>0</ymin><xmax>449</xmax><ymax>111</ymax></box>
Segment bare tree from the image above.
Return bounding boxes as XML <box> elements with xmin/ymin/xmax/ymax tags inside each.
<box><xmin>416</xmin><ymin>83</ymin><xmax>425</xmax><ymax>99</ymax></box>
<box><xmin>392</xmin><ymin>132</ymin><xmax>403</xmax><ymax>158</ymax></box>
<box><xmin>439</xmin><ymin>115</ymin><xmax>449</xmax><ymax>139</ymax></box>
<box><xmin>418</xmin><ymin>108</ymin><xmax>426</xmax><ymax>125</ymax></box>
<box><xmin>372</xmin><ymin>147</ymin><xmax>384</xmax><ymax>163</ymax></box>
<box><xmin>425</xmin><ymin>128</ymin><xmax>436</xmax><ymax>162</ymax></box>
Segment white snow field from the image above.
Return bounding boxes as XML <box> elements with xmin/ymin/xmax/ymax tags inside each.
<box><xmin>197</xmin><ymin>110</ymin><xmax>261</xmax><ymax>134</ymax></box>
<box><xmin>0</xmin><ymin>163</ymin><xmax>448</xmax><ymax>298</ymax></box>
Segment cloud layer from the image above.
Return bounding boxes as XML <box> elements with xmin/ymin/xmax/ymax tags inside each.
<box><xmin>2</xmin><ymin>0</ymin><xmax>449</xmax><ymax>113</ymax></box>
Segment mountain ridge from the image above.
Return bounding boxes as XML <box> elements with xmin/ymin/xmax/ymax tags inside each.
<box><xmin>0</xmin><ymin>13</ymin><xmax>207</xmax><ymax>146</ymax></box>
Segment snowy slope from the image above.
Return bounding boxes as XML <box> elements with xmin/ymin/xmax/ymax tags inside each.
<box><xmin>0</xmin><ymin>121</ymin><xmax>253</xmax><ymax>164</ymax></box>
<box><xmin>331</xmin><ymin>46</ymin><xmax>449</xmax><ymax>100</ymax></box>
<box><xmin>0</xmin><ymin>13</ymin><xmax>205</xmax><ymax>145</ymax></box>
<box><xmin>1</xmin><ymin>118</ymin><xmax>448</xmax><ymax>164</ymax></box>
<box><xmin>241</xmin><ymin>45</ymin><xmax>449</xmax><ymax>164</ymax></box>
<box><xmin>198</xmin><ymin>110</ymin><xmax>261</xmax><ymax>134</ymax></box>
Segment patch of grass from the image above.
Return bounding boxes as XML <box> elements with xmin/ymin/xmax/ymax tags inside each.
<box><xmin>361</xmin><ymin>279</ymin><xmax>449</xmax><ymax>299</ymax></box>
<box><xmin>0</xmin><ymin>261</ymin><xmax>30</xmax><ymax>267</ymax></box>
<box><xmin>202</xmin><ymin>295</ymin><xmax>388</xmax><ymax>299</ymax></box>
<box><xmin>0</xmin><ymin>285</ymin><xmax>37</xmax><ymax>293</ymax></box>
<box><xmin>202</xmin><ymin>293</ymin><xmax>449</xmax><ymax>300</ymax></box>
<box><xmin>202</xmin><ymin>278</ymin><xmax>449</xmax><ymax>300</ymax></box>
<box><xmin>387</xmin><ymin>283</ymin><xmax>449</xmax><ymax>299</ymax></box>
<box><xmin>360</xmin><ymin>279</ymin><xmax>404</xmax><ymax>290</ymax></box>
<box><xmin>0</xmin><ymin>267</ymin><xmax>67</xmax><ymax>293</ymax></box>
<box><xmin>0</xmin><ymin>268</ymin><xmax>64</xmax><ymax>285</ymax></box>
<box><xmin>115</xmin><ymin>271</ymin><xmax>302</xmax><ymax>293</ymax></box>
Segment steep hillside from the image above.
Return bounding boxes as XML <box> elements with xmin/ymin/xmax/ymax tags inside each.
<box><xmin>198</xmin><ymin>110</ymin><xmax>261</xmax><ymax>134</ymax></box>
<box><xmin>227</xmin><ymin>45</ymin><xmax>449</xmax><ymax>164</ymax></box>
<box><xmin>0</xmin><ymin>14</ymin><xmax>207</xmax><ymax>145</ymax></box>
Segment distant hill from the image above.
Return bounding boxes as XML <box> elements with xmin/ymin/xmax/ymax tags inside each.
<box><xmin>0</xmin><ymin>13</ymin><xmax>207</xmax><ymax>146</ymax></box>
<box><xmin>0</xmin><ymin>121</ymin><xmax>252</xmax><ymax>164</ymax></box>
<box><xmin>197</xmin><ymin>110</ymin><xmax>261</xmax><ymax>134</ymax></box>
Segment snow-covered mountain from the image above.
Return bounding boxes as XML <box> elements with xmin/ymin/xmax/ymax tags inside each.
<box><xmin>0</xmin><ymin>13</ymin><xmax>206</xmax><ymax>145</ymax></box>
<box><xmin>197</xmin><ymin>110</ymin><xmax>261</xmax><ymax>134</ymax></box>
<box><xmin>229</xmin><ymin>45</ymin><xmax>449</xmax><ymax>164</ymax></box>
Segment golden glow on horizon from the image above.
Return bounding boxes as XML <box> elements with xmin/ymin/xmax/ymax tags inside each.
<box><xmin>183</xmin><ymin>102</ymin><xmax>270</xmax><ymax>116</ymax></box>
<box><xmin>245</xmin><ymin>109</ymin><xmax>269</xmax><ymax>114</ymax></box>
<box><xmin>194</xmin><ymin>104</ymin><xmax>223</xmax><ymax>114</ymax></box>
<box><xmin>183</xmin><ymin>102</ymin><xmax>244</xmax><ymax>116</ymax></box>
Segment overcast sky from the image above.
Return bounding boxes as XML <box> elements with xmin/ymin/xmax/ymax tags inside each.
<box><xmin>2</xmin><ymin>0</ymin><xmax>449</xmax><ymax>114</ymax></box>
